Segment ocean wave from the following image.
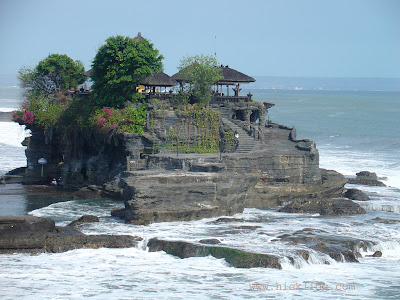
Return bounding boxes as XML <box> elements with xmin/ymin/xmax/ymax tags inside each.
<box><xmin>0</xmin><ymin>122</ymin><xmax>30</xmax><ymax>147</ymax></box>
<box><xmin>0</xmin><ymin>107</ymin><xmax>17</xmax><ymax>112</ymax></box>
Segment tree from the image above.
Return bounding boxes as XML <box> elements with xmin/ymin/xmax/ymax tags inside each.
<box><xmin>178</xmin><ymin>54</ymin><xmax>222</xmax><ymax>106</ymax></box>
<box><xmin>91</xmin><ymin>35</ymin><xmax>164</xmax><ymax>108</ymax></box>
<box><xmin>19</xmin><ymin>54</ymin><xmax>85</xmax><ymax>96</ymax></box>
<box><xmin>15</xmin><ymin>54</ymin><xmax>86</xmax><ymax>131</ymax></box>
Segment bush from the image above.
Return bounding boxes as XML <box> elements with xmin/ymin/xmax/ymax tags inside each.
<box><xmin>90</xmin><ymin>104</ymin><xmax>147</xmax><ymax>135</ymax></box>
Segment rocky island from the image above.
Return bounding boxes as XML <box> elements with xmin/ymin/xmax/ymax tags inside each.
<box><xmin>3</xmin><ymin>33</ymin><xmax>368</xmax><ymax>265</ymax></box>
<box><xmin>19</xmin><ymin>97</ymin><xmax>349</xmax><ymax>225</ymax></box>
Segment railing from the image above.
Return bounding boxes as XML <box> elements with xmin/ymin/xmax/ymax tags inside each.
<box><xmin>210</xmin><ymin>95</ymin><xmax>252</xmax><ymax>105</ymax></box>
<box><xmin>146</xmin><ymin>93</ymin><xmax>174</xmax><ymax>101</ymax></box>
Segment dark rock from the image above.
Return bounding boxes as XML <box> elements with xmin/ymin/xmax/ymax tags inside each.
<box><xmin>343</xmin><ymin>188</ymin><xmax>370</xmax><ymax>201</ymax></box>
<box><xmin>0</xmin><ymin>215</ymin><xmax>56</xmax><ymax>234</ymax></box>
<box><xmin>372</xmin><ymin>217</ymin><xmax>400</xmax><ymax>224</ymax></box>
<box><xmin>329</xmin><ymin>250</ymin><xmax>359</xmax><ymax>262</ymax></box>
<box><xmin>277</xmin><ymin>228</ymin><xmax>374</xmax><ymax>263</ymax></box>
<box><xmin>73</xmin><ymin>186</ymin><xmax>102</xmax><ymax>200</ymax></box>
<box><xmin>199</xmin><ymin>239</ymin><xmax>221</xmax><ymax>245</ymax></box>
<box><xmin>111</xmin><ymin>208</ymin><xmax>126</xmax><ymax>218</ymax></box>
<box><xmin>147</xmin><ymin>238</ymin><xmax>282</xmax><ymax>269</ymax></box>
<box><xmin>68</xmin><ymin>215</ymin><xmax>99</xmax><ymax>226</ymax></box>
<box><xmin>370</xmin><ymin>251</ymin><xmax>382</xmax><ymax>257</ymax></box>
<box><xmin>356</xmin><ymin>171</ymin><xmax>378</xmax><ymax>181</ymax></box>
<box><xmin>189</xmin><ymin>163</ymin><xmax>226</xmax><ymax>173</ymax></box>
<box><xmin>234</xmin><ymin>225</ymin><xmax>262</xmax><ymax>230</ymax></box>
<box><xmin>247</xmin><ymin>169</ymin><xmax>347</xmax><ymax>208</ymax></box>
<box><xmin>348</xmin><ymin>171</ymin><xmax>386</xmax><ymax>186</ymax></box>
<box><xmin>296</xmin><ymin>249</ymin><xmax>310</xmax><ymax>262</ymax></box>
<box><xmin>278</xmin><ymin>198</ymin><xmax>366</xmax><ymax>215</ymax></box>
<box><xmin>1</xmin><ymin>167</ymin><xmax>26</xmax><ymax>184</ymax></box>
<box><xmin>116</xmin><ymin>169</ymin><xmax>259</xmax><ymax>225</ymax></box>
<box><xmin>211</xmin><ymin>218</ymin><xmax>247</xmax><ymax>224</ymax></box>
<box><xmin>0</xmin><ymin>216</ymin><xmax>140</xmax><ymax>254</ymax></box>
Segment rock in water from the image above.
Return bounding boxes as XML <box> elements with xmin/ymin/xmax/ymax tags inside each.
<box><xmin>147</xmin><ymin>238</ymin><xmax>282</xmax><ymax>269</ymax></box>
<box><xmin>0</xmin><ymin>216</ymin><xmax>140</xmax><ymax>254</ymax></box>
<box><xmin>348</xmin><ymin>171</ymin><xmax>386</xmax><ymax>186</ymax></box>
<box><xmin>198</xmin><ymin>239</ymin><xmax>221</xmax><ymax>245</ymax></box>
<box><xmin>278</xmin><ymin>198</ymin><xmax>366</xmax><ymax>215</ymax></box>
<box><xmin>68</xmin><ymin>215</ymin><xmax>100</xmax><ymax>226</ymax></box>
<box><xmin>343</xmin><ymin>188</ymin><xmax>370</xmax><ymax>201</ymax></box>
<box><xmin>116</xmin><ymin>169</ymin><xmax>259</xmax><ymax>225</ymax></box>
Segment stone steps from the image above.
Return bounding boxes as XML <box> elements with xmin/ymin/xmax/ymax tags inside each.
<box><xmin>221</xmin><ymin>117</ymin><xmax>256</xmax><ymax>153</ymax></box>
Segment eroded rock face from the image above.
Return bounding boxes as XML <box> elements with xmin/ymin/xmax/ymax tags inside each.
<box><xmin>278</xmin><ymin>198</ymin><xmax>366</xmax><ymax>215</ymax></box>
<box><xmin>147</xmin><ymin>238</ymin><xmax>282</xmax><ymax>269</ymax></box>
<box><xmin>0</xmin><ymin>216</ymin><xmax>140</xmax><ymax>254</ymax></box>
<box><xmin>246</xmin><ymin>169</ymin><xmax>347</xmax><ymax>208</ymax></box>
<box><xmin>113</xmin><ymin>169</ymin><xmax>259</xmax><ymax>225</ymax></box>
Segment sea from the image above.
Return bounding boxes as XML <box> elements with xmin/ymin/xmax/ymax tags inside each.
<box><xmin>1</xmin><ymin>75</ymin><xmax>400</xmax><ymax>299</ymax></box>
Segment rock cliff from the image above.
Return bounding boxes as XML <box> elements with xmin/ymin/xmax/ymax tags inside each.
<box><xmin>20</xmin><ymin>101</ymin><xmax>347</xmax><ymax>224</ymax></box>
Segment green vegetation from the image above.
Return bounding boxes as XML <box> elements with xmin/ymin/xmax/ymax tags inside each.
<box><xmin>90</xmin><ymin>35</ymin><xmax>163</xmax><ymax>108</ymax></box>
<box><xmin>14</xmin><ymin>35</ymin><xmax>159</xmax><ymax>135</ymax></box>
<box><xmin>19</xmin><ymin>54</ymin><xmax>85</xmax><ymax>95</ymax></box>
<box><xmin>178</xmin><ymin>54</ymin><xmax>222</xmax><ymax>106</ymax></box>
<box><xmin>90</xmin><ymin>104</ymin><xmax>147</xmax><ymax>135</ymax></box>
<box><xmin>14</xmin><ymin>54</ymin><xmax>85</xmax><ymax>131</ymax></box>
<box><xmin>13</xmin><ymin>37</ymin><xmax>232</xmax><ymax>148</ymax></box>
<box><xmin>164</xmin><ymin>107</ymin><xmax>221</xmax><ymax>153</ymax></box>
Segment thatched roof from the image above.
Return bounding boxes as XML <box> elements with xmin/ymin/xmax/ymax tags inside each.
<box><xmin>217</xmin><ymin>66</ymin><xmax>255</xmax><ymax>84</ymax></box>
<box><xmin>84</xmin><ymin>69</ymin><xmax>93</xmax><ymax>77</ymax></box>
<box><xmin>171</xmin><ymin>64</ymin><xmax>195</xmax><ymax>83</ymax></box>
<box><xmin>140</xmin><ymin>72</ymin><xmax>178</xmax><ymax>87</ymax></box>
<box><xmin>172</xmin><ymin>64</ymin><xmax>255</xmax><ymax>85</ymax></box>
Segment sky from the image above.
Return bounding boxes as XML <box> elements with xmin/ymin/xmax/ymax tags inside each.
<box><xmin>0</xmin><ymin>0</ymin><xmax>399</xmax><ymax>78</ymax></box>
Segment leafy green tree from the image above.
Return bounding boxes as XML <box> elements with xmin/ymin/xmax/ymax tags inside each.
<box><xmin>178</xmin><ymin>54</ymin><xmax>222</xmax><ymax>106</ymax></box>
<box><xmin>91</xmin><ymin>35</ymin><xmax>164</xmax><ymax>108</ymax></box>
<box><xmin>19</xmin><ymin>54</ymin><xmax>85</xmax><ymax>95</ymax></box>
<box><xmin>15</xmin><ymin>54</ymin><xmax>86</xmax><ymax>131</ymax></box>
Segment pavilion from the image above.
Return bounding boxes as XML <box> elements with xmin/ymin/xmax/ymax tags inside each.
<box><xmin>139</xmin><ymin>71</ymin><xmax>178</xmax><ymax>100</ymax></box>
<box><xmin>172</xmin><ymin>64</ymin><xmax>255</xmax><ymax>104</ymax></box>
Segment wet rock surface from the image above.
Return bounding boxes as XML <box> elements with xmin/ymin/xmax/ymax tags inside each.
<box><xmin>278</xmin><ymin>198</ymin><xmax>366</xmax><ymax>215</ymax></box>
<box><xmin>247</xmin><ymin>169</ymin><xmax>347</xmax><ymax>208</ymax></box>
<box><xmin>343</xmin><ymin>188</ymin><xmax>371</xmax><ymax>201</ymax></box>
<box><xmin>275</xmin><ymin>228</ymin><xmax>375</xmax><ymax>263</ymax></box>
<box><xmin>113</xmin><ymin>169</ymin><xmax>259</xmax><ymax>225</ymax></box>
<box><xmin>0</xmin><ymin>216</ymin><xmax>140</xmax><ymax>254</ymax></box>
<box><xmin>147</xmin><ymin>238</ymin><xmax>282</xmax><ymax>269</ymax></box>
<box><xmin>68</xmin><ymin>215</ymin><xmax>100</xmax><ymax>226</ymax></box>
<box><xmin>348</xmin><ymin>171</ymin><xmax>386</xmax><ymax>186</ymax></box>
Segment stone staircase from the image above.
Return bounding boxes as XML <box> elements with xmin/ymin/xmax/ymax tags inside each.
<box><xmin>221</xmin><ymin>117</ymin><xmax>256</xmax><ymax>153</ymax></box>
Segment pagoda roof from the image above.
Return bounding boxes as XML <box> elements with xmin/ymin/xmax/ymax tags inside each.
<box><xmin>140</xmin><ymin>72</ymin><xmax>178</xmax><ymax>87</ymax></box>
<box><xmin>172</xmin><ymin>64</ymin><xmax>255</xmax><ymax>85</ymax></box>
<box><xmin>84</xmin><ymin>69</ymin><xmax>93</xmax><ymax>77</ymax></box>
<box><xmin>217</xmin><ymin>65</ymin><xmax>255</xmax><ymax>84</ymax></box>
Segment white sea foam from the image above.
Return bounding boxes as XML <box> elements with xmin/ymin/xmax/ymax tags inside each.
<box><xmin>0</xmin><ymin>122</ymin><xmax>30</xmax><ymax>147</ymax></box>
<box><xmin>318</xmin><ymin>145</ymin><xmax>400</xmax><ymax>189</ymax></box>
<box><xmin>0</xmin><ymin>107</ymin><xmax>17</xmax><ymax>112</ymax></box>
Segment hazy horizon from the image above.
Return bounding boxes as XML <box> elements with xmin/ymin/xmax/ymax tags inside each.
<box><xmin>1</xmin><ymin>73</ymin><xmax>400</xmax><ymax>92</ymax></box>
<box><xmin>1</xmin><ymin>0</ymin><xmax>399</xmax><ymax>79</ymax></box>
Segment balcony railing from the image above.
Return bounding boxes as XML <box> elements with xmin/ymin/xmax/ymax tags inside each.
<box><xmin>210</xmin><ymin>95</ymin><xmax>252</xmax><ymax>105</ymax></box>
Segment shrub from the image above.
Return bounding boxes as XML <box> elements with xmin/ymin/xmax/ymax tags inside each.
<box><xmin>90</xmin><ymin>104</ymin><xmax>147</xmax><ymax>135</ymax></box>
